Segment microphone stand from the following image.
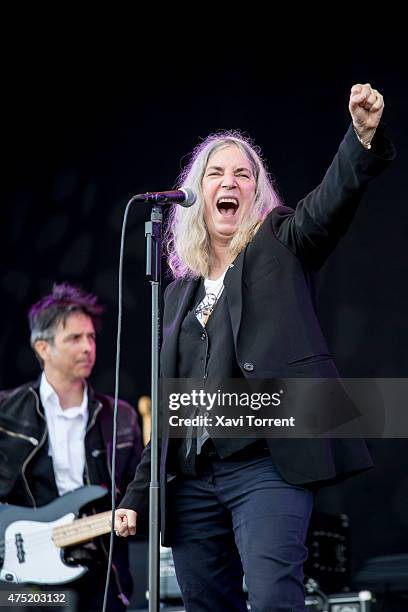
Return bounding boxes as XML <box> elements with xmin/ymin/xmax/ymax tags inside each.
<box><xmin>145</xmin><ymin>206</ymin><xmax>162</xmax><ymax>611</ymax></box>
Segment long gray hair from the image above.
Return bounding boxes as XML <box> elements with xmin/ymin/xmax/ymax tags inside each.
<box><xmin>165</xmin><ymin>130</ymin><xmax>282</xmax><ymax>279</ymax></box>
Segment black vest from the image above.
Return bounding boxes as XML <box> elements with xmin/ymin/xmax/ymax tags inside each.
<box><xmin>176</xmin><ymin>280</ymin><xmax>258</xmax><ymax>474</ymax></box>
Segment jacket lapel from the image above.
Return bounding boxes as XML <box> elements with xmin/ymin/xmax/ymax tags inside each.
<box><xmin>162</xmin><ymin>248</ymin><xmax>245</xmax><ymax>375</ymax></box>
<box><xmin>224</xmin><ymin>249</ymin><xmax>245</xmax><ymax>348</ymax></box>
<box><xmin>161</xmin><ymin>279</ymin><xmax>199</xmax><ymax>377</ymax></box>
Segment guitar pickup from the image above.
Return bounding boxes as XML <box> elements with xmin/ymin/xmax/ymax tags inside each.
<box><xmin>15</xmin><ymin>533</ymin><xmax>25</xmax><ymax>564</ymax></box>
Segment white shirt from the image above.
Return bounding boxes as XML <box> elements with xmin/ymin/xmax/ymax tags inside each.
<box><xmin>195</xmin><ymin>270</ymin><xmax>227</xmax><ymax>327</ymax></box>
<box><xmin>40</xmin><ymin>373</ymin><xmax>88</xmax><ymax>496</ymax></box>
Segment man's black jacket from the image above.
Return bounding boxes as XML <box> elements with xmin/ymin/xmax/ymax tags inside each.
<box><xmin>0</xmin><ymin>377</ymin><xmax>143</xmax><ymax>598</ymax></box>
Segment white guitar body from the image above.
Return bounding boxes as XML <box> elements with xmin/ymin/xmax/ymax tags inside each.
<box><xmin>2</xmin><ymin>513</ymin><xmax>85</xmax><ymax>584</ymax></box>
<box><xmin>0</xmin><ymin>486</ymin><xmax>109</xmax><ymax>585</ymax></box>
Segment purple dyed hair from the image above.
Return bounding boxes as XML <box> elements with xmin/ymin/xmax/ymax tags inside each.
<box><xmin>29</xmin><ymin>282</ymin><xmax>104</xmax><ymax>351</ymax></box>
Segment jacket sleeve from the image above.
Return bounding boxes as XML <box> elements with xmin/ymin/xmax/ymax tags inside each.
<box><xmin>118</xmin><ymin>440</ymin><xmax>151</xmax><ymax>525</ymax></box>
<box><xmin>117</xmin><ymin>286</ymin><xmax>173</xmax><ymax>522</ymax></box>
<box><xmin>271</xmin><ymin>123</ymin><xmax>396</xmax><ymax>270</ymax></box>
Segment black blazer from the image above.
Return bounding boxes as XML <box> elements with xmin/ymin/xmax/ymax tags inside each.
<box><xmin>120</xmin><ymin>124</ymin><xmax>396</xmax><ymax>543</ymax></box>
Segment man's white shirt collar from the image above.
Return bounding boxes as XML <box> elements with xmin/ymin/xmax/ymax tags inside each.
<box><xmin>40</xmin><ymin>372</ymin><xmax>88</xmax><ymax>420</ymax></box>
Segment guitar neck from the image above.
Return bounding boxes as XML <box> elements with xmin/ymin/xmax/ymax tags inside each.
<box><xmin>52</xmin><ymin>511</ymin><xmax>112</xmax><ymax>548</ymax></box>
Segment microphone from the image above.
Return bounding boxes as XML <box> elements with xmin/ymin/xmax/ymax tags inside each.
<box><xmin>131</xmin><ymin>188</ymin><xmax>196</xmax><ymax>207</ymax></box>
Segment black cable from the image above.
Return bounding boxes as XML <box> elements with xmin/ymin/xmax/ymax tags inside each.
<box><xmin>102</xmin><ymin>196</ymin><xmax>136</xmax><ymax>612</ymax></box>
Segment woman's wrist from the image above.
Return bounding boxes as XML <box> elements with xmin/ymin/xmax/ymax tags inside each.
<box><xmin>353</xmin><ymin>124</ymin><xmax>377</xmax><ymax>149</ymax></box>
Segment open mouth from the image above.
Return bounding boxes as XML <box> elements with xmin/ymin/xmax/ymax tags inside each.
<box><xmin>216</xmin><ymin>197</ymin><xmax>239</xmax><ymax>217</ymax></box>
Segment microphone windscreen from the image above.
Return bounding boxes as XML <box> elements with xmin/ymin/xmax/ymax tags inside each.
<box><xmin>180</xmin><ymin>188</ymin><xmax>197</xmax><ymax>207</ymax></box>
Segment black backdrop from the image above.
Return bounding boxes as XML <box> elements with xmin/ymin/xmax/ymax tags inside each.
<box><xmin>2</xmin><ymin>31</ymin><xmax>407</xmax><ymax>574</ymax></box>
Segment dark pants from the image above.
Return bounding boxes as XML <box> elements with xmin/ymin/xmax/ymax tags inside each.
<box><xmin>169</xmin><ymin>446</ymin><xmax>313</xmax><ymax>612</ymax></box>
